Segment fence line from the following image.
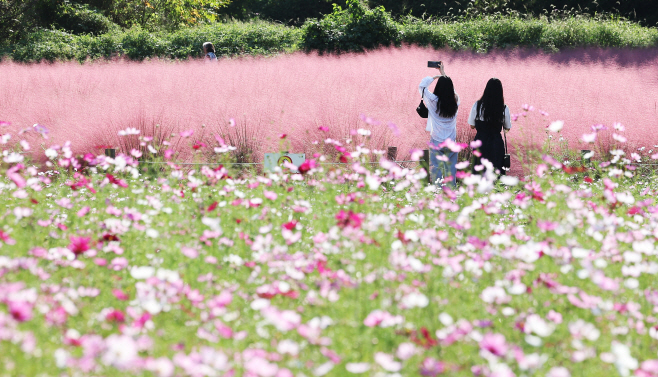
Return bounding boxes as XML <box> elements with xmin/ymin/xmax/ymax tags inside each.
<box><xmin>138</xmin><ymin>160</ymin><xmax>419</xmax><ymax>166</ymax></box>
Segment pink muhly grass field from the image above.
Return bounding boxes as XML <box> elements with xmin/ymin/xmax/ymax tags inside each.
<box><xmin>1</xmin><ymin>46</ymin><xmax>657</xmax><ymax>176</ymax></box>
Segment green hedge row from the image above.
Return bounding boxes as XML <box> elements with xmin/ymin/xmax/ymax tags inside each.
<box><xmin>401</xmin><ymin>17</ymin><xmax>658</xmax><ymax>53</ymax></box>
<box><xmin>2</xmin><ymin>15</ymin><xmax>657</xmax><ymax>63</ymax></box>
<box><xmin>2</xmin><ymin>21</ymin><xmax>302</xmax><ymax>62</ymax></box>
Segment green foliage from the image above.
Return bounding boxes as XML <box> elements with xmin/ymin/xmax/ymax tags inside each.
<box><xmin>107</xmin><ymin>0</ymin><xmax>231</xmax><ymax>30</ymax></box>
<box><xmin>2</xmin><ymin>20</ymin><xmax>301</xmax><ymax>62</ymax></box>
<box><xmin>166</xmin><ymin>21</ymin><xmax>302</xmax><ymax>58</ymax></box>
<box><xmin>53</xmin><ymin>2</ymin><xmax>118</xmax><ymax>35</ymax></box>
<box><xmin>301</xmin><ymin>0</ymin><xmax>401</xmax><ymax>53</ymax></box>
<box><xmin>250</xmin><ymin>0</ymin><xmax>340</xmax><ymax>26</ymax></box>
<box><xmin>399</xmin><ymin>15</ymin><xmax>658</xmax><ymax>52</ymax></box>
<box><xmin>366</xmin><ymin>0</ymin><xmax>658</xmax><ymax>28</ymax></box>
<box><xmin>3</xmin><ymin>11</ymin><xmax>658</xmax><ymax>62</ymax></box>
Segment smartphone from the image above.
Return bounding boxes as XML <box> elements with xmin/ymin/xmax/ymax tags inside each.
<box><xmin>427</xmin><ymin>61</ymin><xmax>442</xmax><ymax>68</ymax></box>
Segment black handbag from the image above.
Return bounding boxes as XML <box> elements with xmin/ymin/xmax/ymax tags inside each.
<box><xmin>503</xmin><ymin>130</ymin><xmax>511</xmax><ymax>172</ymax></box>
<box><xmin>416</xmin><ymin>88</ymin><xmax>428</xmax><ymax>118</ymax></box>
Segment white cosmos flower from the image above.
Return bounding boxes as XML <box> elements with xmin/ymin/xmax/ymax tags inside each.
<box><xmin>401</xmin><ymin>292</ymin><xmax>429</xmax><ymax>308</ymax></box>
<box><xmin>130</xmin><ymin>266</ymin><xmax>155</xmax><ymax>279</ymax></box>
<box><xmin>547</xmin><ymin>120</ymin><xmax>564</xmax><ymax>132</ymax></box>
<box><xmin>581</xmin><ymin>133</ymin><xmax>597</xmax><ymax>143</ymax></box>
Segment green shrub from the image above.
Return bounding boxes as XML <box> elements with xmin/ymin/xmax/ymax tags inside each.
<box><xmin>2</xmin><ymin>14</ymin><xmax>657</xmax><ymax>63</ymax></box>
<box><xmin>400</xmin><ymin>15</ymin><xmax>658</xmax><ymax>52</ymax></box>
<box><xmin>167</xmin><ymin>21</ymin><xmax>302</xmax><ymax>58</ymax></box>
<box><xmin>54</xmin><ymin>2</ymin><xmax>118</xmax><ymax>35</ymax></box>
<box><xmin>301</xmin><ymin>0</ymin><xmax>401</xmax><ymax>53</ymax></box>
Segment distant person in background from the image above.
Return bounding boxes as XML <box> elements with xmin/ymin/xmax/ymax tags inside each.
<box><xmin>468</xmin><ymin>78</ymin><xmax>511</xmax><ymax>175</ymax></box>
<box><xmin>203</xmin><ymin>42</ymin><xmax>217</xmax><ymax>61</ymax></box>
<box><xmin>419</xmin><ymin>62</ymin><xmax>460</xmax><ymax>186</ymax></box>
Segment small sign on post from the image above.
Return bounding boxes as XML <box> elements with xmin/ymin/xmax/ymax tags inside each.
<box><xmin>387</xmin><ymin>146</ymin><xmax>397</xmax><ymax>161</ymax></box>
<box><xmin>264</xmin><ymin>153</ymin><xmax>306</xmax><ymax>173</ymax></box>
<box><xmin>105</xmin><ymin>149</ymin><xmax>116</xmax><ymax>158</ymax></box>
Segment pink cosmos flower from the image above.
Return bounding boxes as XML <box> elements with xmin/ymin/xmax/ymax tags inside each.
<box><xmin>101</xmin><ymin>334</ymin><xmax>138</xmax><ymax>369</ymax></box>
<box><xmin>420</xmin><ymin>357</ymin><xmax>445</xmax><ymax>376</ymax></box>
<box><xmin>547</xmin><ymin>310</ymin><xmax>563</xmax><ymax>324</ymax></box>
<box><xmin>363</xmin><ymin>310</ymin><xmax>403</xmax><ymax>328</ymax></box>
<box><xmin>396</xmin><ymin>342</ymin><xmax>417</xmax><ymax>360</ymax></box>
<box><xmin>68</xmin><ymin>236</ymin><xmax>91</xmax><ymax>256</ymax></box>
<box><xmin>112</xmin><ymin>289</ymin><xmax>129</xmax><ymax>301</ymax></box>
<box><xmin>106</xmin><ymin>174</ymin><xmax>128</xmax><ymax>188</ymax></box>
<box><xmin>109</xmin><ymin>257</ymin><xmax>128</xmax><ymax>271</ymax></box>
<box><xmin>318</xmin><ymin>126</ymin><xmax>329</xmax><ymax>132</ymax></box>
<box><xmin>6</xmin><ymin>164</ymin><xmax>26</xmax><ymax>188</ymax></box>
<box><xmin>179</xmin><ymin>129</ymin><xmax>194</xmax><ymax>137</ymax></box>
<box><xmin>8</xmin><ymin>301</ymin><xmax>33</xmax><ymax>322</ymax></box>
<box><xmin>0</xmin><ymin>230</ymin><xmax>16</xmax><ymax>246</ymax></box>
<box><xmin>45</xmin><ymin>306</ymin><xmax>67</xmax><ymax>326</ymax></box>
<box><xmin>181</xmin><ymin>246</ymin><xmax>199</xmax><ymax>259</ymax></box>
<box><xmin>264</xmin><ymin>190</ymin><xmax>278</xmax><ymax>200</ymax></box>
<box><xmin>106</xmin><ymin>309</ymin><xmax>126</xmax><ymax>323</ymax></box>
<box><xmin>298</xmin><ymin>159</ymin><xmax>317</xmax><ymax>174</ymax></box>
<box><xmin>244</xmin><ymin>356</ymin><xmax>278</xmax><ymax>377</ymax></box>
<box><xmin>479</xmin><ymin>333</ymin><xmax>508</xmax><ymax>357</ymax></box>
<box><xmin>335</xmin><ymin>210</ymin><xmax>364</xmax><ymax>229</ymax></box>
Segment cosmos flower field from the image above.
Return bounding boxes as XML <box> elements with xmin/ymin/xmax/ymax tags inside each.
<box><xmin>2</xmin><ymin>119</ymin><xmax>658</xmax><ymax>377</ymax></box>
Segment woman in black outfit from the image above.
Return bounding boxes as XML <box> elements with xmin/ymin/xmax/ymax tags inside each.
<box><xmin>467</xmin><ymin>78</ymin><xmax>512</xmax><ymax>175</ymax></box>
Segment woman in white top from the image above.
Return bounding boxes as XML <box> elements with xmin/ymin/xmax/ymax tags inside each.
<box><xmin>467</xmin><ymin>78</ymin><xmax>511</xmax><ymax>175</ymax></box>
<box><xmin>418</xmin><ymin>62</ymin><xmax>460</xmax><ymax>186</ymax></box>
<box><xmin>203</xmin><ymin>42</ymin><xmax>218</xmax><ymax>61</ymax></box>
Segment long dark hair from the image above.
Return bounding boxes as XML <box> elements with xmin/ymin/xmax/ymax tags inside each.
<box><xmin>433</xmin><ymin>76</ymin><xmax>458</xmax><ymax>118</ymax></box>
<box><xmin>476</xmin><ymin>78</ymin><xmax>505</xmax><ymax>125</ymax></box>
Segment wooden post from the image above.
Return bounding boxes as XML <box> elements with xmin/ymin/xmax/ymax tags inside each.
<box><xmin>420</xmin><ymin>149</ymin><xmax>431</xmax><ymax>184</ymax></box>
<box><xmin>387</xmin><ymin>146</ymin><xmax>397</xmax><ymax>161</ymax></box>
<box><xmin>105</xmin><ymin>149</ymin><xmax>116</xmax><ymax>158</ymax></box>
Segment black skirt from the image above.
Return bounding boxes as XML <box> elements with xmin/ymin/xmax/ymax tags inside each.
<box><xmin>473</xmin><ymin>132</ymin><xmax>505</xmax><ymax>173</ymax></box>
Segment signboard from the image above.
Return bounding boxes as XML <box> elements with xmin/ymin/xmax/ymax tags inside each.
<box><xmin>263</xmin><ymin>153</ymin><xmax>306</xmax><ymax>173</ymax></box>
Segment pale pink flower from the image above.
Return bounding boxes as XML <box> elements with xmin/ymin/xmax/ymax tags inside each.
<box><xmin>396</xmin><ymin>342</ymin><xmax>417</xmax><ymax>360</ymax></box>
<box><xmin>363</xmin><ymin>310</ymin><xmax>403</xmax><ymax>328</ymax></box>
<box><xmin>547</xmin><ymin>310</ymin><xmax>563</xmax><ymax>324</ymax></box>
<box><xmin>109</xmin><ymin>257</ymin><xmax>128</xmax><ymax>271</ymax></box>
<box><xmin>480</xmin><ymin>333</ymin><xmax>508</xmax><ymax>357</ymax></box>
<box><xmin>179</xmin><ymin>129</ymin><xmax>194</xmax><ymax>137</ymax></box>
<box><xmin>146</xmin><ymin>357</ymin><xmax>174</xmax><ymax>377</ymax></box>
<box><xmin>262</xmin><ymin>306</ymin><xmax>301</xmax><ymax>332</ymax></box>
<box><xmin>345</xmin><ymin>362</ymin><xmax>370</xmax><ymax>373</ymax></box>
<box><xmin>547</xmin><ymin>120</ymin><xmax>564</xmax><ymax>132</ymax></box>
<box><xmin>264</xmin><ymin>190</ymin><xmax>278</xmax><ymax>200</ymax></box>
<box><xmin>420</xmin><ymin>357</ymin><xmax>445</xmax><ymax>376</ymax></box>
<box><xmin>374</xmin><ymin>352</ymin><xmax>401</xmax><ymax>372</ymax></box>
<box><xmin>180</xmin><ymin>246</ymin><xmax>198</xmax><ymax>259</ymax></box>
<box><xmin>77</xmin><ymin>206</ymin><xmax>90</xmax><ymax>217</ymax></box>
<box><xmin>244</xmin><ymin>356</ymin><xmax>278</xmax><ymax>377</ymax></box>
<box><xmin>546</xmin><ymin>366</ymin><xmax>571</xmax><ymax>377</ymax></box>
<box><xmin>581</xmin><ymin>133</ymin><xmax>597</xmax><ymax>143</ymax></box>
<box><xmin>101</xmin><ymin>334</ymin><xmax>138</xmax><ymax>369</ymax></box>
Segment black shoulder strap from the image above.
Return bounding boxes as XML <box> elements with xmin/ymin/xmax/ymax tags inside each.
<box><xmin>504</xmin><ymin>128</ymin><xmax>508</xmax><ymax>154</ymax></box>
<box><xmin>504</xmin><ymin>105</ymin><xmax>508</xmax><ymax>154</ymax></box>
